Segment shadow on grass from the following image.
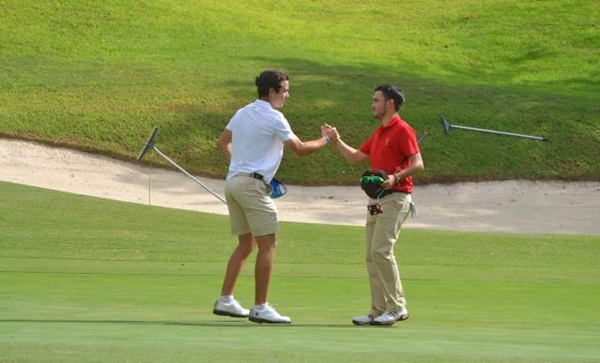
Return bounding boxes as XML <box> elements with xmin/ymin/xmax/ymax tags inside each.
<box><xmin>0</xmin><ymin>319</ymin><xmax>383</xmax><ymax>329</ymax></box>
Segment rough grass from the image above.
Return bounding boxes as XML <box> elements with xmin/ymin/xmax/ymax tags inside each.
<box><xmin>0</xmin><ymin>0</ymin><xmax>598</xmax><ymax>184</ymax></box>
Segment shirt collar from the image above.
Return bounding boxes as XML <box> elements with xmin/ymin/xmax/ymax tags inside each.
<box><xmin>381</xmin><ymin>114</ymin><xmax>401</xmax><ymax>129</ymax></box>
<box><xmin>254</xmin><ymin>99</ymin><xmax>272</xmax><ymax>109</ymax></box>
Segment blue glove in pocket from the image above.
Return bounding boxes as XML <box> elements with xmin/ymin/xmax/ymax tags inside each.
<box><xmin>270</xmin><ymin>178</ymin><xmax>287</xmax><ymax>199</ymax></box>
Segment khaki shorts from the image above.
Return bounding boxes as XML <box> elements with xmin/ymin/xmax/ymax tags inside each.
<box><xmin>224</xmin><ymin>175</ymin><xmax>280</xmax><ymax>237</ymax></box>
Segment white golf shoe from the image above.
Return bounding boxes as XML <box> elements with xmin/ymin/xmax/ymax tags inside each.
<box><xmin>372</xmin><ymin>308</ymin><xmax>409</xmax><ymax>325</ymax></box>
<box><xmin>212</xmin><ymin>300</ymin><xmax>250</xmax><ymax>318</ymax></box>
<box><xmin>351</xmin><ymin>314</ymin><xmax>376</xmax><ymax>325</ymax></box>
<box><xmin>249</xmin><ymin>304</ymin><xmax>292</xmax><ymax>324</ymax></box>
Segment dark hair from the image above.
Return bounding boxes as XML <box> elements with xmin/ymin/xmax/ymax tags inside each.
<box><xmin>255</xmin><ymin>69</ymin><xmax>289</xmax><ymax>98</ymax></box>
<box><xmin>374</xmin><ymin>84</ymin><xmax>405</xmax><ymax>111</ymax></box>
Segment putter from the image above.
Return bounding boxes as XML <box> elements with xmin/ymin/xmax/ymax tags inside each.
<box><xmin>441</xmin><ymin>117</ymin><xmax>550</xmax><ymax>142</ymax></box>
<box><xmin>137</xmin><ymin>126</ymin><xmax>227</xmax><ymax>204</ymax></box>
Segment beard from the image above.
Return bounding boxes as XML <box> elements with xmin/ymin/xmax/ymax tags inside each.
<box><xmin>372</xmin><ymin>108</ymin><xmax>385</xmax><ymax>120</ymax></box>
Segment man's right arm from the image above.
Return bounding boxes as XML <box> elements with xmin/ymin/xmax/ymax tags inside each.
<box><xmin>284</xmin><ymin>135</ymin><xmax>330</xmax><ymax>157</ymax></box>
<box><xmin>334</xmin><ymin>138</ymin><xmax>369</xmax><ymax>165</ymax></box>
<box><xmin>321</xmin><ymin>123</ymin><xmax>369</xmax><ymax>165</ymax></box>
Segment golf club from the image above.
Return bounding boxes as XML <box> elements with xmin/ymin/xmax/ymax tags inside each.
<box><xmin>137</xmin><ymin>126</ymin><xmax>227</xmax><ymax>204</ymax></box>
<box><xmin>441</xmin><ymin>117</ymin><xmax>550</xmax><ymax>142</ymax></box>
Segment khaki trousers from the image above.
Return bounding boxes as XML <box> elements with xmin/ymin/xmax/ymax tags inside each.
<box><xmin>365</xmin><ymin>192</ymin><xmax>412</xmax><ymax>315</ymax></box>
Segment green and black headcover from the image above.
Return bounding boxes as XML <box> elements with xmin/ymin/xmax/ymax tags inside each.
<box><xmin>360</xmin><ymin>169</ymin><xmax>387</xmax><ymax>199</ymax></box>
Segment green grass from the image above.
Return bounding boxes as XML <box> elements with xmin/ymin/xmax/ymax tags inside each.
<box><xmin>1</xmin><ymin>0</ymin><xmax>598</xmax><ymax>184</ymax></box>
<box><xmin>1</xmin><ymin>181</ymin><xmax>599</xmax><ymax>362</ymax></box>
<box><xmin>0</xmin><ymin>2</ymin><xmax>599</xmax><ymax>360</ymax></box>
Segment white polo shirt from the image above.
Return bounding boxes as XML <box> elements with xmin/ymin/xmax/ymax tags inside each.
<box><xmin>226</xmin><ymin>99</ymin><xmax>295</xmax><ymax>183</ymax></box>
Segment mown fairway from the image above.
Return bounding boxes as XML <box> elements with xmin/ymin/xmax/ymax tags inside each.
<box><xmin>1</xmin><ymin>182</ymin><xmax>598</xmax><ymax>362</ymax></box>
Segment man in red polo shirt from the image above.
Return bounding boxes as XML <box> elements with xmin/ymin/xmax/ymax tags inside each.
<box><xmin>331</xmin><ymin>84</ymin><xmax>424</xmax><ymax>326</ymax></box>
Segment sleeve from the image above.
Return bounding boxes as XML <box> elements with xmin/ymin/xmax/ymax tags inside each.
<box><xmin>272</xmin><ymin>112</ymin><xmax>296</xmax><ymax>142</ymax></box>
<box><xmin>225</xmin><ymin>109</ymin><xmax>241</xmax><ymax>131</ymax></box>
<box><xmin>401</xmin><ymin>126</ymin><xmax>420</xmax><ymax>156</ymax></box>
<box><xmin>359</xmin><ymin>134</ymin><xmax>374</xmax><ymax>156</ymax></box>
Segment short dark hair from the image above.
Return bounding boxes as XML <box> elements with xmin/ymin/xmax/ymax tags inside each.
<box><xmin>255</xmin><ymin>69</ymin><xmax>289</xmax><ymax>98</ymax></box>
<box><xmin>374</xmin><ymin>84</ymin><xmax>405</xmax><ymax>111</ymax></box>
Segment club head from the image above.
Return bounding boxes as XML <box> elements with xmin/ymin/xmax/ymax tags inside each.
<box><xmin>136</xmin><ymin>126</ymin><xmax>159</xmax><ymax>160</ymax></box>
<box><xmin>441</xmin><ymin>117</ymin><xmax>451</xmax><ymax>134</ymax></box>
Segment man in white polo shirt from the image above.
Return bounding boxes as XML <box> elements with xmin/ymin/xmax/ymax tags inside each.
<box><xmin>214</xmin><ymin>69</ymin><xmax>336</xmax><ymax>324</ymax></box>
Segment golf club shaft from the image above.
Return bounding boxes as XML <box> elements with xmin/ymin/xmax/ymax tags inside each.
<box><xmin>152</xmin><ymin>147</ymin><xmax>227</xmax><ymax>205</ymax></box>
<box><xmin>451</xmin><ymin>124</ymin><xmax>548</xmax><ymax>141</ymax></box>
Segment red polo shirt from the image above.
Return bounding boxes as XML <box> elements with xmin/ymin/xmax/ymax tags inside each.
<box><xmin>359</xmin><ymin>115</ymin><xmax>420</xmax><ymax>193</ymax></box>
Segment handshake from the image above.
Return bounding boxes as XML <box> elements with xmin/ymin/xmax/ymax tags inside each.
<box><xmin>321</xmin><ymin>123</ymin><xmax>340</xmax><ymax>145</ymax></box>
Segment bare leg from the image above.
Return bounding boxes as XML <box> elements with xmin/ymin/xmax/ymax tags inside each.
<box><xmin>220</xmin><ymin>232</ymin><xmax>256</xmax><ymax>296</ymax></box>
<box><xmin>254</xmin><ymin>233</ymin><xmax>277</xmax><ymax>305</ymax></box>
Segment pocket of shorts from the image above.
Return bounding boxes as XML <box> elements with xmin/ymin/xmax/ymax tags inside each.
<box><xmin>253</xmin><ymin>179</ymin><xmax>271</xmax><ymax>196</ymax></box>
<box><xmin>266</xmin><ymin>182</ymin><xmax>274</xmax><ymax>195</ymax></box>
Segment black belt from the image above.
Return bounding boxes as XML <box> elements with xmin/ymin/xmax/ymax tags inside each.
<box><xmin>249</xmin><ymin>172</ymin><xmax>264</xmax><ymax>180</ymax></box>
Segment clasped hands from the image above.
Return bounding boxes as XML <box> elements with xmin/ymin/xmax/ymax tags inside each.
<box><xmin>321</xmin><ymin>123</ymin><xmax>340</xmax><ymax>144</ymax></box>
